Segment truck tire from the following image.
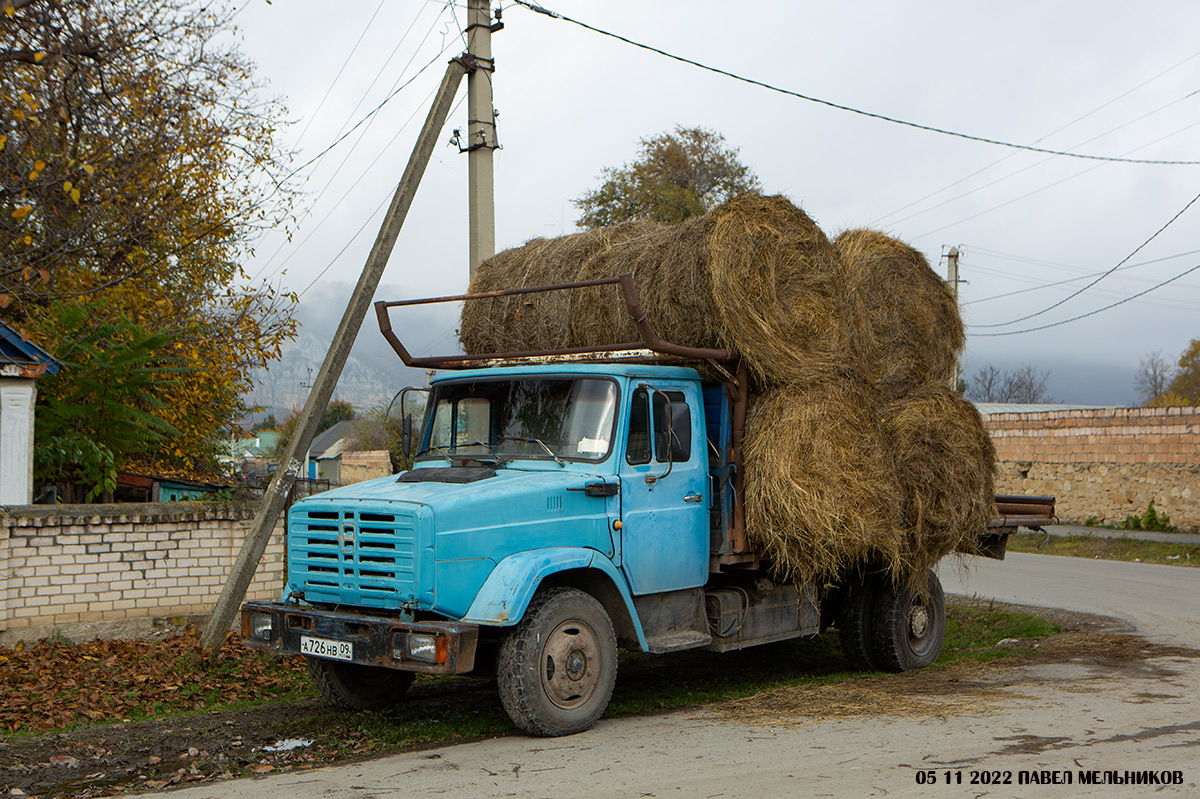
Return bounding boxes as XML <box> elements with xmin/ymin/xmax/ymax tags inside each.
<box><xmin>497</xmin><ymin>587</ymin><xmax>618</xmax><ymax>737</ymax></box>
<box><xmin>307</xmin><ymin>658</ymin><xmax>414</xmax><ymax>710</ymax></box>
<box><xmin>870</xmin><ymin>569</ymin><xmax>946</xmax><ymax>673</ymax></box>
<box><xmin>837</xmin><ymin>573</ymin><xmax>881</xmax><ymax>671</ymax></box>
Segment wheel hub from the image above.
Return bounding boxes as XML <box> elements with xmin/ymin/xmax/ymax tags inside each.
<box><xmin>542</xmin><ymin>620</ymin><xmax>600</xmax><ymax>710</ymax></box>
<box><xmin>908</xmin><ymin>605</ymin><xmax>930</xmax><ymax>639</ymax></box>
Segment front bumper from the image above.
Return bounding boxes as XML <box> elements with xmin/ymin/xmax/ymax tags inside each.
<box><xmin>240</xmin><ymin>602</ymin><xmax>479</xmax><ymax>675</ymax></box>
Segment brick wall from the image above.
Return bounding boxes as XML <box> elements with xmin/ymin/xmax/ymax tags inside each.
<box><xmin>0</xmin><ymin>502</ymin><xmax>285</xmax><ymax>643</ymax></box>
<box><xmin>982</xmin><ymin>407</ymin><xmax>1200</xmax><ymax>531</ymax></box>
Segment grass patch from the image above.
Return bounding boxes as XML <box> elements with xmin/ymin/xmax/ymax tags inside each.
<box><xmin>300</xmin><ymin>601</ymin><xmax>1059</xmax><ymax>750</ymax></box>
<box><xmin>1007</xmin><ymin>532</ymin><xmax>1200</xmax><ymax>568</ymax></box>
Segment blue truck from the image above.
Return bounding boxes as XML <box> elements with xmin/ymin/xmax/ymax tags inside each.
<box><xmin>241</xmin><ymin>275</ymin><xmax>1052</xmax><ymax>736</ymax></box>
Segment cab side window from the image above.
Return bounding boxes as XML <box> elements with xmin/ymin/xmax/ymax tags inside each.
<box><xmin>653</xmin><ymin>390</ymin><xmax>691</xmax><ymax>462</ymax></box>
<box><xmin>625</xmin><ymin>388</ymin><xmax>651</xmax><ymax>465</ymax></box>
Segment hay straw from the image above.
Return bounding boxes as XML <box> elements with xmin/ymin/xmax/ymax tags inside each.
<box><xmin>882</xmin><ymin>385</ymin><xmax>997</xmax><ymax>568</ymax></box>
<box><xmin>835</xmin><ymin>229</ymin><xmax>964</xmax><ymax>400</ymax></box>
<box><xmin>743</xmin><ymin>380</ymin><xmax>905</xmax><ymax>586</ymax></box>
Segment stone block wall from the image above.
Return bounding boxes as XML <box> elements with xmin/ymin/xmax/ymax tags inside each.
<box><xmin>982</xmin><ymin>407</ymin><xmax>1200</xmax><ymax>531</ymax></box>
<box><xmin>0</xmin><ymin>502</ymin><xmax>285</xmax><ymax>643</ymax></box>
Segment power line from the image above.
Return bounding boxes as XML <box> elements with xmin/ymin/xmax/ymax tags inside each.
<box><xmin>970</xmin><ymin>262</ymin><xmax>1200</xmax><ymax>337</ymax></box>
<box><xmin>295</xmin><ymin>88</ymin><xmax>469</xmax><ymax>300</ymax></box>
<box><xmin>911</xmin><ymin>118</ymin><xmax>1200</xmax><ymax>240</ymax></box>
<box><xmin>289</xmin><ymin>0</ymin><xmax>392</xmax><ymax>150</ymax></box>
<box><xmin>514</xmin><ymin>1</ymin><xmax>1200</xmax><ymax>166</ymax></box>
<box><xmin>872</xmin><ymin>48</ymin><xmax>1200</xmax><ymax>225</ymax></box>
<box><xmin>963</xmin><ymin>247</ymin><xmax>1200</xmax><ymax>305</ymax></box>
<box><xmin>882</xmin><ymin>89</ymin><xmax>1200</xmax><ymax>229</ymax></box>
<box><xmin>969</xmin><ymin>188</ymin><xmax>1200</xmax><ymax>328</ymax></box>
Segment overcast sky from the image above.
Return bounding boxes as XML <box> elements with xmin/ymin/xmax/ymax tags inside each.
<box><xmin>231</xmin><ymin>0</ymin><xmax>1200</xmax><ymax>405</ymax></box>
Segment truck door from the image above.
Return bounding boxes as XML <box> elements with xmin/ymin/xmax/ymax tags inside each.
<box><xmin>618</xmin><ymin>382</ymin><xmax>708</xmax><ymax>595</ymax></box>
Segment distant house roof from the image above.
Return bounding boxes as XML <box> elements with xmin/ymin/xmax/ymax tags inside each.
<box><xmin>0</xmin><ymin>321</ymin><xmax>60</xmax><ymax>377</ymax></box>
<box><xmin>309</xmin><ymin>420</ymin><xmax>357</xmax><ymax>460</ymax></box>
<box><xmin>973</xmin><ymin>402</ymin><xmax>1118</xmax><ymax>414</ymax></box>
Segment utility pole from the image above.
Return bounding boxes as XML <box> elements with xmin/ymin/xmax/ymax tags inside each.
<box><xmin>466</xmin><ymin>0</ymin><xmax>499</xmax><ymax>279</ymax></box>
<box><xmin>945</xmin><ymin>246</ymin><xmax>961</xmax><ymax>391</ymax></box>
<box><xmin>201</xmin><ymin>57</ymin><xmax>472</xmax><ymax>651</ymax></box>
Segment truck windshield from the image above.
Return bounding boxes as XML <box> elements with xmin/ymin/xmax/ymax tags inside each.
<box><xmin>418</xmin><ymin>376</ymin><xmax>619</xmax><ymax>464</ymax></box>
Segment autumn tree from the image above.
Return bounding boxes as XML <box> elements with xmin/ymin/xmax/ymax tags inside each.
<box><xmin>1148</xmin><ymin>339</ymin><xmax>1200</xmax><ymax>406</ymax></box>
<box><xmin>574</xmin><ymin>126</ymin><xmax>761</xmax><ymax>228</ymax></box>
<box><xmin>1</xmin><ymin>0</ymin><xmax>297</xmax><ymax>496</ymax></box>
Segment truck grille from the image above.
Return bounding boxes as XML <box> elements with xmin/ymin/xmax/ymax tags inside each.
<box><xmin>289</xmin><ymin>507</ymin><xmax>418</xmax><ymax>606</ymax></box>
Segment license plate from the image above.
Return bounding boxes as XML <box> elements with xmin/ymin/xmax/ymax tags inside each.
<box><xmin>300</xmin><ymin>635</ymin><xmax>353</xmax><ymax>661</ymax></box>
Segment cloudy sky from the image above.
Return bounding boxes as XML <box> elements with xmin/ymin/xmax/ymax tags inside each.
<box><xmin>231</xmin><ymin>0</ymin><xmax>1200</xmax><ymax>405</ymax></box>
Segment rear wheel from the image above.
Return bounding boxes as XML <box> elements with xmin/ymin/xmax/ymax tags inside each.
<box><xmin>306</xmin><ymin>658</ymin><xmax>414</xmax><ymax>710</ymax></box>
<box><xmin>870</xmin><ymin>569</ymin><xmax>946</xmax><ymax>672</ymax></box>
<box><xmin>497</xmin><ymin>587</ymin><xmax>617</xmax><ymax>737</ymax></box>
<box><xmin>838</xmin><ymin>572</ymin><xmax>882</xmax><ymax>670</ymax></box>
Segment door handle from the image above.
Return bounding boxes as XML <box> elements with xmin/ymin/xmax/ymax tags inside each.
<box><xmin>683</xmin><ymin>493</ymin><xmax>704</xmax><ymax>503</ymax></box>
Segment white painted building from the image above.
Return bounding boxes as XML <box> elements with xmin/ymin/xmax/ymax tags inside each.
<box><xmin>0</xmin><ymin>323</ymin><xmax>60</xmax><ymax>505</ymax></box>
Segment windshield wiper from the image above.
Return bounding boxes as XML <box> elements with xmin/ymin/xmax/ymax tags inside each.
<box><xmin>503</xmin><ymin>435</ymin><xmax>565</xmax><ymax>467</ymax></box>
<box><xmin>418</xmin><ymin>441</ymin><xmax>508</xmax><ymax>464</ymax></box>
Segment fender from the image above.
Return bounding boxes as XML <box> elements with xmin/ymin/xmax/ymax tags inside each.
<box><xmin>461</xmin><ymin>546</ymin><xmax>647</xmax><ymax>648</ymax></box>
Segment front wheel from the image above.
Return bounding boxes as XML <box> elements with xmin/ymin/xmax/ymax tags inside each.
<box><xmin>870</xmin><ymin>569</ymin><xmax>946</xmax><ymax>672</ymax></box>
<box><xmin>497</xmin><ymin>587</ymin><xmax>618</xmax><ymax>737</ymax></box>
<box><xmin>306</xmin><ymin>658</ymin><xmax>415</xmax><ymax>710</ymax></box>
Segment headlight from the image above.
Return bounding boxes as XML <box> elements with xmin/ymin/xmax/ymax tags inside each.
<box><xmin>247</xmin><ymin>612</ymin><xmax>273</xmax><ymax>641</ymax></box>
<box><xmin>407</xmin><ymin>633</ymin><xmax>439</xmax><ymax>662</ymax></box>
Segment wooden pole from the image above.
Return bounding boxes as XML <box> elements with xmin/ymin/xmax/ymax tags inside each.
<box><xmin>201</xmin><ymin>57</ymin><xmax>470</xmax><ymax>651</ymax></box>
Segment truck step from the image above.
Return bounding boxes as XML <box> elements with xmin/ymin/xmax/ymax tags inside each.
<box><xmin>644</xmin><ymin>631</ymin><xmax>712</xmax><ymax>654</ymax></box>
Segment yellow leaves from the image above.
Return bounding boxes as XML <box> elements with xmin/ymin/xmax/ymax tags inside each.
<box><xmin>28</xmin><ymin>160</ymin><xmax>45</xmax><ymax>181</ymax></box>
<box><xmin>83</xmin><ymin>164</ymin><xmax>96</xmax><ymax>177</ymax></box>
<box><xmin>70</xmin><ymin>188</ymin><xmax>81</xmax><ymax>204</ymax></box>
<box><xmin>0</xmin><ymin>134</ymin><xmax>6</xmax><ymax>152</ymax></box>
<box><xmin>12</xmin><ymin>205</ymin><xmax>31</xmax><ymax>219</ymax></box>
<box><xmin>34</xmin><ymin>52</ymin><xmax>46</xmax><ymax>63</ymax></box>
<box><xmin>20</xmin><ymin>91</ymin><xmax>36</xmax><ymax>111</ymax></box>
<box><xmin>0</xmin><ymin>295</ymin><xmax>10</xmax><ymax>309</ymax></box>
<box><xmin>63</xmin><ymin>180</ymin><xmax>73</xmax><ymax>193</ymax></box>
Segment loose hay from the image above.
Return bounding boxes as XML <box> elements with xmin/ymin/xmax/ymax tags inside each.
<box><xmin>883</xmin><ymin>385</ymin><xmax>997</xmax><ymax>568</ymax></box>
<box><xmin>835</xmin><ymin>228</ymin><xmax>964</xmax><ymax>400</ymax></box>
<box><xmin>744</xmin><ymin>381</ymin><xmax>905</xmax><ymax>585</ymax></box>
<box><xmin>461</xmin><ymin>194</ymin><xmax>849</xmax><ymax>386</ymax></box>
<box><xmin>457</xmin><ymin>194</ymin><xmax>992</xmax><ymax>588</ymax></box>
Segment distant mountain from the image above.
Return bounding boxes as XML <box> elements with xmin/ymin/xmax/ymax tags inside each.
<box><xmin>244</xmin><ymin>281</ymin><xmax>459</xmax><ymax>420</ymax></box>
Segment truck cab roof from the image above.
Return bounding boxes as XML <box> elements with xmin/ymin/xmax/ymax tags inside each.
<box><xmin>429</xmin><ymin>361</ymin><xmax>703</xmax><ymax>384</ymax></box>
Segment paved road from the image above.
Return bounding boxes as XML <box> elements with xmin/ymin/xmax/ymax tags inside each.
<box><xmin>165</xmin><ymin>554</ymin><xmax>1200</xmax><ymax>799</ymax></box>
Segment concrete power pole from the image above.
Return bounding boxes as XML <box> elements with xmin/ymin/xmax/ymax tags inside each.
<box><xmin>201</xmin><ymin>57</ymin><xmax>471</xmax><ymax>651</ymax></box>
<box><xmin>466</xmin><ymin>0</ymin><xmax>498</xmax><ymax>279</ymax></box>
<box><xmin>946</xmin><ymin>246</ymin><xmax>961</xmax><ymax>390</ymax></box>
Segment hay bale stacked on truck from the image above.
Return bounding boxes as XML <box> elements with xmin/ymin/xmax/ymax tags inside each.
<box><xmin>461</xmin><ymin>192</ymin><xmax>994</xmax><ymax>591</ymax></box>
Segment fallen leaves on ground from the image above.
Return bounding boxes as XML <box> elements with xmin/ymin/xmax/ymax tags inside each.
<box><xmin>0</xmin><ymin>629</ymin><xmax>307</xmax><ymax>733</ymax></box>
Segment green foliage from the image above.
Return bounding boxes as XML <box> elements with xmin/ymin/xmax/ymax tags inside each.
<box><xmin>1123</xmin><ymin>501</ymin><xmax>1175</xmax><ymax>532</ymax></box>
<box><xmin>250</xmin><ymin>414</ymin><xmax>277</xmax><ymax>434</ymax></box>
<box><xmin>32</xmin><ymin>302</ymin><xmax>189</xmax><ymax>500</ymax></box>
<box><xmin>320</xmin><ymin>400</ymin><xmax>357</xmax><ymax>434</ymax></box>
<box><xmin>574</xmin><ymin>126</ymin><xmax>760</xmax><ymax>228</ymax></box>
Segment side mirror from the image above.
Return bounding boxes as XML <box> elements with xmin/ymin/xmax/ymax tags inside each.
<box><xmin>402</xmin><ymin>414</ymin><xmax>413</xmax><ymax>459</ymax></box>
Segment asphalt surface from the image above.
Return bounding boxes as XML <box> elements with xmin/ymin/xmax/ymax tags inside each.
<box><xmin>161</xmin><ymin>553</ymin><xmax>1200</xmax><ymax>799</ymax></box>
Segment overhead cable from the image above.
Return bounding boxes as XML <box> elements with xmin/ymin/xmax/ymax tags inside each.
<box><xmin>513</xmin><ymin>1</ymin><xmax>1200</xmax><ymax>166</ymax></box>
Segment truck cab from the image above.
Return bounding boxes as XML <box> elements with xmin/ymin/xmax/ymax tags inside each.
<box><xmin>242</xmin><ymin>275</ymin><xmax>1049</xmax><ymax>737</ymax></box>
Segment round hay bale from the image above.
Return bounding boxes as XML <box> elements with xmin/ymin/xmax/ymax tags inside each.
<box><xmin>569</xmin><ymin>215</ymin><xmax>716</xmax><ymax>350</ymax></box>
<box><xmin>882</xmin><ymin>385</ymin><xmax>996</xmax><ymax>570</ymax></box>
<box><xmin>459</xmin><ymin>227</ymin><xmax>630</xmax><ymax>355</ymax></box>
<box><xmin>835</xmin><ymin>229</ymin><xmax>964</xmax><ymax>400</ymax></box>
<box><xmin>743</xmin><ymin>380</ymin><xmax>905</xmax><ymax>586</ymax></box>
<box><xmin>708</xmin><ymin>195</ymin><xmax>851</xmax><ymax>386</ymax></box>
<box><xmin>459</xmin><ymin>194</ymin><xmax>852</xmax><ymax>387</ymax></box>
